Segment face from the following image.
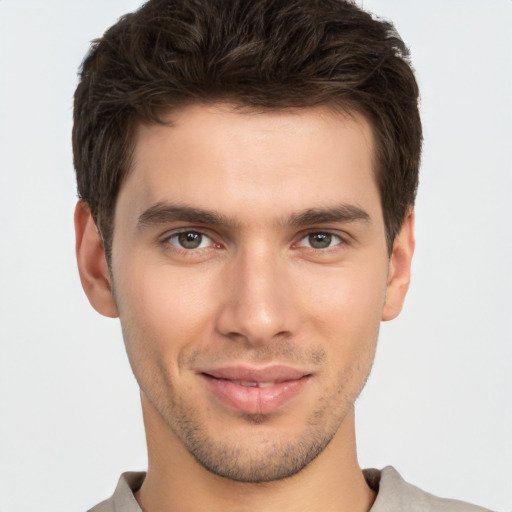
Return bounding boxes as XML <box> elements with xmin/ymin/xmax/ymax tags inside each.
<box><xmin>77</xmin><ymin>104</ymin><xmax>413</xmax><ymax>483</ymax></box>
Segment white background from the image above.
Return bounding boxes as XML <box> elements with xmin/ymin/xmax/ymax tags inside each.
<box><xmin>0</xmin><ymin>1</ymin><xmax>510</xmax><ymax>511</ymax></box>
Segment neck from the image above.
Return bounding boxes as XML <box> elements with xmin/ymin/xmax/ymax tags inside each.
<box><xmin>136</xmin><ymin>393</ymin><xmax>375</xmax><ymax>512</ymax></box>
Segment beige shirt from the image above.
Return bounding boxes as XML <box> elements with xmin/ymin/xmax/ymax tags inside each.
<box><xmin>88</xmin><ymin>466</ymin><xmax>493</xmax><ymax>512</ymax></box>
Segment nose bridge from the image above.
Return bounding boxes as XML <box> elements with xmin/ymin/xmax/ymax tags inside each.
<box><xmin>216</xmin><ymin>240</ymin><xmax>294</xmax><ymax>344</ymax></box>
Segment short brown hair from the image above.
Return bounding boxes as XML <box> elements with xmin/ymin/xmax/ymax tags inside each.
<box><xmin>73</xmin><ymin>0</ymin><xmax>422</xmax><ymax>259</ymax></box>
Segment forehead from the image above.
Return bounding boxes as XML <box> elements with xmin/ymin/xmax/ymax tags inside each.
<box><xmin>117</xmin><ymin>103</ymin><xmax>380</xmax><ymax>225</ymax></box>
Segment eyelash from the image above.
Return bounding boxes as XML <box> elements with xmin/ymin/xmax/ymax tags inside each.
<box><xmin>163</xmin><ymin>230</ymin><xmax>219</xmax><ymax>256</ymax></box>
<box><xmin>161</xmin><ymin>229</ymin><xmax>348</xmax><ymax>255</ymax></box>
<box><xmin>296</xmin><ymin>232</ymin><xmax>343</xmax><ymax>251</ymax></box>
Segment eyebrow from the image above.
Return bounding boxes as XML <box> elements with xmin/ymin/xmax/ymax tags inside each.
<box><xmin>287</xmin><ymin>205</ymin><xmax>370</xmax><ymax>227</ymax></box>
<box><xmin>137</xmin><ymin>202</ymin><xmax>371</xmax><ymax>230</ymax></box>
<box><xmin>138</xmin><ymin>202</ymin><xmax>237</xmax><ymax>228</ymax></box>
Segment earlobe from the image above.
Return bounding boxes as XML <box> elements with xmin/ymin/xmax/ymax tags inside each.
<box><xmin>382</xmin><ymin>210</ymin><xmax>415</xmax><ymax>322</ymax></box>
<box><xmin>74</xmin><ymin>201</ymin><xmax>119</xmax><ymax>318</ymax></box>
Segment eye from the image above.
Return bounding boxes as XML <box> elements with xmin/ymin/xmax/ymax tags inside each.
<box><xmin>168</xmin><ymin>231</ymin><xmax>213</xmax><ymax>250</ymax></box>
<box><xmin>299</xmin><ymin>232</ymin><xmax>342</xmax><ymax>249</ymax></box>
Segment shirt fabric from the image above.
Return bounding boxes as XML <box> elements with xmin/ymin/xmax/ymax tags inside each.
<box><xmin>88</xmin><ymin>466</ymin><xmax>493</xmax><ymax>512</ymax></box>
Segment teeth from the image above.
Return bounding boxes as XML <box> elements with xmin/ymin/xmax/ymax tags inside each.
<box><xmin>237</xmin><ymin>381</ymin><xmax>275</xmax><ymax>388</ymax></box>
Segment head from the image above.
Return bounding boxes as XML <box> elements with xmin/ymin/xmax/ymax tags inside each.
<box><xmin>73</xmin><ymin>0</ymin><xmax>420</xmax><ymax>486</ymax></box>
<box><xmin>73</xmin><ymin>0</ymin><xmax>421</xmax><ymax>263</ymax></box>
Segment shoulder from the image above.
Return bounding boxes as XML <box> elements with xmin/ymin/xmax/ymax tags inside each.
<box><xmin>365</xmin><ymin>466</ymin><xmax>494</xmax><ymax>512</ymax></box>
<box><xmin>87</xmin><ymin>472</ymin><xmax>145</xmax><ymax>512</ymax></box>
<box><xmin>88</xmin><ymin>497</ymin><xmax>113</xmax><ymax>512</ymax></box>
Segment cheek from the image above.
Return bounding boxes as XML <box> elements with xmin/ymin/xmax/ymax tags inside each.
<box><xmin>114</xmin><ymin>262</ymin><xmax>218</xmax><ymax>369</ymax></box>
<box><xmin>299</xmin><ymin>262</ymin><xmax>388</xmax><ymax>334</ymax></box>
<box><xmin>123</xmin><ymin>262</ymin><xmax>214</xmax><ymax>325</ymax></box>
<box><xmin>296</xmin><ymin>261</ymin><xmax>386</xmax><ymax>380</ymax></box>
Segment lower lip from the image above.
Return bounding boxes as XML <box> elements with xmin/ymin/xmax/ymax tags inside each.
<box><xmin>201</xmin><ymin>374</ymin><xmax>311</xmax><ymax>415</ymax></box>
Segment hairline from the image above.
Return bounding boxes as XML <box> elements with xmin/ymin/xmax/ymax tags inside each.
<box><xmin>107</xmin><ymin>99</ymin><xmax>384</xmax><ymax>239</ymax></box>
<box><xmin>96</xmin><ymin>99</ymin><xmax>400</xmax><ymax>266</ymax></box>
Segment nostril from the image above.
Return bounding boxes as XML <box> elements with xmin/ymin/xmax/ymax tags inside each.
<box><xmin>271</xmin><ymin>330</ymin><xmax>291</xmax><ymax>341</ymax></box>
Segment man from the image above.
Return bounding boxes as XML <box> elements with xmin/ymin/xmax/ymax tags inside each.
<box><xmin>72</xmin><ymin>0</ymin><xmax>492</xmax><ymax>510</ymax></box>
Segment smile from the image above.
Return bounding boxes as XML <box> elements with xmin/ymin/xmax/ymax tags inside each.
<box><xmin>199</xmin><ymin>366</ymin><xmax>312</xmax><ymax>415</ymax></box>
<box><xmin>233</xmin><ymin>381</ymin><xmax>277</xmax><ymax>388</ymax></box>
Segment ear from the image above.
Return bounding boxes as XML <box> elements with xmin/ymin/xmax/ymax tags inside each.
<box><xmin>382</xmin><ymin>210</ymin><xmax>415</xmax><ymax>321</ymax></box>
<box><xmin>74</xmin><ymin>201</ymin><xmax>119</xmax><ymax>318</ymax></box>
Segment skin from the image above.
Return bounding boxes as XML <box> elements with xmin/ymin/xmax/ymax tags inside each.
<box><xmin>75</xmin><ymin>104</ymin><xmax>414</xmax><ymax>512</ymax></box>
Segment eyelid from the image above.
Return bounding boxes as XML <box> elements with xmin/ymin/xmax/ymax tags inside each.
<box><xmin>160</xmin><ymin>227</ymin><xmax>219</xmax><ymax>250</ymax></box>
<box><xmin>158</xmin><ymin>226</ymin><xmax>351</xmax><ymax>253</ymax></box>
<box><xmin>294</xmin><ymin>228</ymin><xmax>353</xmax><ymax>251</ymax></box>
<box><xmin>299</xmin><ymin>232</ymin><xmax>340</xmax><ymax>247</ymax></box>
<box><xmin>169</xmin><ymin>231</ymin><xmax>214</xmax><ymax>249</ymax></box>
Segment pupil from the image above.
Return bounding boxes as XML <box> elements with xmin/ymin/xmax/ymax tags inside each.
<box><xmin>178</xmin><ymin>232</ymin><xmax>201</xmax><ymax>249</ymax></box>
<box><xmin>309</xmin><ymin>233</ymin><xmax>331</xmax><ymax>249</ymax></box>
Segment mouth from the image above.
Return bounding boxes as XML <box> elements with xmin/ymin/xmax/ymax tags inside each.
<box><xmin>199</xmin><ymin>366</ymin><xmax>312</xmax><ymax>415</ymax></box>
<box><xmin>214</xmin><ymin>380</ymin><xmax>282</xmax><ymax>388</ymax></box>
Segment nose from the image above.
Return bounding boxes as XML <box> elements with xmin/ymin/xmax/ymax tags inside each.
<box><xmin>215</xmin><ymin>245</ymin><xmax>298</xmax><ymax>345</ymax></box>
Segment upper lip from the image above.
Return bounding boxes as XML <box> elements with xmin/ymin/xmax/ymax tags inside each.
<box><xmin>199</xmin><ymin>365</ymin><xmax>311</xmax><ymax>383</ymax></box>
